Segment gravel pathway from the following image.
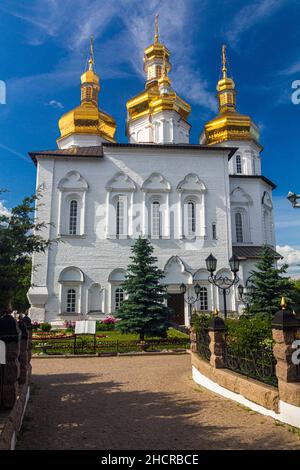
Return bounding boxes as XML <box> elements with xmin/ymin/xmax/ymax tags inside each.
<box><xmin>18</xmin><ymin>355</ymin><xmax>300</xmax><ymax>450</ymax></box>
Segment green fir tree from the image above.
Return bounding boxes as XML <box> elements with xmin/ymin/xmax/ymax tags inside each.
<box><xmin>116</xmin><ymin>236</ymin><xmax>170</xmax><ymax>340</ymax></box>
<box><xmin>247</xmin><ymin>245</ymin><xmax>293</xmax><ymax>315</ymax></box>
<box><xmin>0</xmin><ymin>190</ymin><xmax>54</xmax><ymax>314</ymax></box>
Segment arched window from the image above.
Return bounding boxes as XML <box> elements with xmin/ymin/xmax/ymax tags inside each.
<box><xmin>187</xmin><ymin>201</ymin><xmax>196</xmax><ymax>237</ymax></box>
<box><xmin>199</xmin><ymin>287</ymin><xmax>208</xmax><ymax>311</ymax></box>
<box><xmin>236</xmin><ymin>155</ymin><xmax>242</xmax><ymax>174</ymax></box>
<box><xmin>116</xmin><ymin>196</ymin><xmax>125</xmax><ymax>237</ymax></box>
<box><xmin>151</xmin><ymin>200</ymin><xmax>161</xmax><ymax>238</ymax></box>
<box><xmin>115</xmin><ymin>288</ymin><xmax>124</xmax><ymax>311</ymax></box>
<box><xmin>235</xmin><ymin>212</ymin><xmax>244</xmax><ymax>243</ymax></box>
<box><xmin>67</xmin><ymin>289</ymin><xmax>76</xmax><ymax>313</ymax></box>
<box><xmin>69</xmin><ymin>200</ymin><xmax>78</xmax><ymax>235</ymax></box>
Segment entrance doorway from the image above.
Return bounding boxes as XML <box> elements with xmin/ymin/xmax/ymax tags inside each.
<box><xmin>167</xmin><ymin>293</ymin><xmax>185</xmax><ymax>325</ymax></box>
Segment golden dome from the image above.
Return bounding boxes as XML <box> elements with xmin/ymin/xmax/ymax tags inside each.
<box><xmin>126</xmin><ymin>15</ymin><xmax>191</xmax><ymax>125</ymax></box>
<box><xmin>57</xmin><ymin>37</ymin><xmax>116</xmax><ymax>144</ymax></box>
<box><xmin>203</xmin><ymin>45</ymin><xmax>259</xmax><ymax>146</ymax></box>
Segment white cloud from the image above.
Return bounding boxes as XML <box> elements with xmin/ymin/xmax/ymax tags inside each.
<box><xmin>0</xmin><ymin>201</ymin><xmax>11</xmax><ymax>217</ymax></box>
<box><xmin>48</xmin><ymin>99</ymin><xmax>64</xmax><ymax>109</ymax></box>
<box><xmin>279</xmin><ymin>61</ymin><xmax>300</xmax><ymax>76</ymax></box>
<box><xmin>2</xmin><ymin>0</ymin><xmax>216</xmax><ymax>111</ymax></box>
<box><xmin>225</xmin><ymin>0</ymin><xmax>288</xmax><ymax>47</ymax></box>
<box><xmin>273</xmin><ymin>195</ymin><xmax>300</xmax><ymax>235</ymax></box>
<box><xmin>277</xmin><ymin>245</ymin><xmax>300</xmax><ymax>279</ymax></box>
<box><xmin>0</xmin><ymin>144</ymin><xmax>31</xmax><ymax>163</ymax></box>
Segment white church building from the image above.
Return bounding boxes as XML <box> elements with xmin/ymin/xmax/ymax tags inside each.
<box><xmin>27</xmin><ymin>27</ymin><xmax>279</xmax><ymax>326</ymax></box>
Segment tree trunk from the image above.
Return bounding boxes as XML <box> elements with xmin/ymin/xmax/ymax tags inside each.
<box><xmin>140</xmin><ymin>332</ymin><xmax>145</xmax><ymax>341</ymax></box>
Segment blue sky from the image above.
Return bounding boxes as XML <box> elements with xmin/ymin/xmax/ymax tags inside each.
<box><xmin>0</xmin><ymin>0</ymin><xmax>300</xmax><ymax>274</ymax></box>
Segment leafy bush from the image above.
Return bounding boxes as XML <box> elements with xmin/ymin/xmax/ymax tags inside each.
<box><xmin>40</xmin><ymin>322</ymin><xmax>52</xmax><ymax>332</ymax></box>
<box><xmin>225</xmin><ymin>313</ymin><xmax>273</xmax><ymax>350</ymax></box>
<box><xmin>191</xmin><ymin>312</ymin><xmax>212</xmax><ymax>330</ymax></box>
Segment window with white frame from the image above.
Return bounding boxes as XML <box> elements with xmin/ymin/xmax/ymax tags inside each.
<box><xmin>236</xmin><ymin>155</ymin><xmax>242</xmax><ymax>174</ymax></box>
<box><xmin>199</xmin><ymin>287</ymin><xmax>208</xmax><ymax>311</ymax></box>
<box><xmin>187</xmin><ymin>201</ymin><xmax>196</xmax><ymax>237</ymax></box>
<box><xmin>212</xmin><ymin>222</ymin><xmax>217</xmax><ymax>240</ymax></box>
<box><xmin>235</xmin><ymin>212</ymin><xmax>244</xmax><ymax>243</ymax></box>
<box><xmin>69</xmin><ymin>200</ymin><xmax>78</xmax><ymax>235</ymax></box>
<box><xmin>177</xmin><ymin>174</ymin><xmax>207</xmax><ymax>239</ymax></box>
<box><xmin>58</xmin><ymin>266</ymin><xmax>84</xmax><ymax>315</ymax></box>
<box><xmin>115</xmin><ymin>288</ymin><xmax>124</xmax><ymax>311</ymax></box>
<box><xmin>151</xmin><ymin>200</ymin><xmax>161</xmax><ymax>238</ymax></box>
<box><xmin>66</xmin><ymin>289</ymin><xmax>76</xmax><ymax>313</ymax></box>
<box><xmin>57</xmin><ymin>171</ymin><xmax>88</xmax><ymax>237</ymax></box>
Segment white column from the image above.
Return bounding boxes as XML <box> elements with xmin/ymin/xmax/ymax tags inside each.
<box><xmin>81</xmin><ymin>191</ymin><xmax>86</xmax><ymax>235</ymax></box>
<box><xmin>163</xmin><ymin>193</ymin><xmax>170</xmax><ymax>239</ymax></box>
<box><xmin>142</xmin><ymin>192</ymin><xmax>148</xmax><ymax>236</ymax></box>
<box><xmin>178</xmin><ymin>192</ymin><xmax>184</xmax><ymax>239</ymax></box>
<box><xmin>200</xmin><ymin>193</ymin><xmax>207</xmax><ymax>237</ymax></box>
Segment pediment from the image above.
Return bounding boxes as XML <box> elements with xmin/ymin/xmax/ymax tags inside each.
<box><xmin>177</xmin><ymin>173</ymin><xmax>206</xmax><ymax>192</ymax></box>
<box><xmin>58</xmin><ymin>171</ymin><xmax>88</xmax><ymax>191</ymax></box>
<box><xmin>142</xmin><ymin>173</ymin><xmax>171</xmax><ymax>192</ymax></box>
<box><xmin>230</xmin><ymin>186</ymin><xmax>253</xmax><ymax>205</ymax></box>
<box><xmin>106</xmin><ymin>172</ymin><xmax>137</xmax><ymax>192</ymax></box>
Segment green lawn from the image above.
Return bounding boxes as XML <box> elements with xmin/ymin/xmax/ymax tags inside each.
<box><xmin>94</xmin><ymin>327</ymin><xmax>189</xmax><ymax>341</ymax></box>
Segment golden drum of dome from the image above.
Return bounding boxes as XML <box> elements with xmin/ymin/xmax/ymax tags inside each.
<box><xmin>58</xmin><ymin>103</ymin><xmax>116</xmax><ymax>143</ymax></box>
<box><xmin>57</xmin><ymin>36</ymin><xmax>116</xmax><ymax>144</ymax></box>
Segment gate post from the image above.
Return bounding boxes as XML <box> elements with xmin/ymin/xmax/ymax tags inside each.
<box><xmin>208</xmin><ymin>311</ymin><xmax>227</xmax><ymax>368</ymax></box>
<box><xmin>0</xmin><ymin>314</ymin><xmax>21</xmax><ymax>409</ymax></box>
<box><xmin>190</xmin><ymin>327</ymin><xmax>197</xmax><ymax>353</ymax></box>
<box><xmin>18</xmin><ymin>318</ymin><xmax>29</xmax><ymax>385</ymax></box>
<box><xmin>272</xmin><ymin>300</ymin><xmax>300</xmax><ymax>408</ymax></box>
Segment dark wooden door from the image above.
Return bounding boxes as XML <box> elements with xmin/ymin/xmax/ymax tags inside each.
<box><xmin>167</xmin><ymin>293</ymin><xmax>185</xmax><ymax>325</ymax></box>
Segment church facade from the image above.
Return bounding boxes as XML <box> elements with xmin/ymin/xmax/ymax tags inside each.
<box><xmin>27</xmin><ymin>27</ymin><xmax>278</xmax><ymax>326</ymax></box>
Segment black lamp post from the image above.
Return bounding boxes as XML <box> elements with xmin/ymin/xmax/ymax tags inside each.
<box><xmin>238</xmin><ymin>282</ymin><xmax>256</xmax><ymax>312</ymax></box>
<box><xmin>180</xmin><ymin>282</ymin><xmax>202</xmax><ymax>322</ymax></box>
<box><xmin>205</xmin><ymin>253</ymin><xmax>240</xmax><ymax>320</ymax></box>
<box><xmin>287</xmin><ymin>192</ymin><xmax>300</xmax><ymax>208</ymax></box>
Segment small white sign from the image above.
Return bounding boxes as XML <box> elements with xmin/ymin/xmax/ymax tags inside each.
<box><xmin>0</xmin><ymin>340</ymin><xmax>6</xmax><ymax>365</ymax></box>
<box><xmin>75</xmin><ymin>320</ymin><xmax>96</xmax><ymax>335</ymax></box>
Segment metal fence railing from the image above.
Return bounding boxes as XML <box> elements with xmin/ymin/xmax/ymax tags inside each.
<box><xmin>197</xmin><ymin>327</ymin><xmax>211</xmax><ymax>362</ymax></box>
<box><xmin>32</xmin><ymin>336</ymin><xmax>190</xmax><ymax>355</ymax></box>
<box><xmin>196</xmin><ymin>327</ymin><xmax>278</xmax><ymax>387</ymax></box>
<box><xmin>223</xmin><ymin>343</ymin><xmax>278</xmax><ymax>387</ymax></box>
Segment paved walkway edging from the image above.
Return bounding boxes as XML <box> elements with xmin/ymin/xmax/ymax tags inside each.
<box><xmin>192</xmin><ymin>365</ymin><xmax>300</xmax><ymax>429</ymax></box>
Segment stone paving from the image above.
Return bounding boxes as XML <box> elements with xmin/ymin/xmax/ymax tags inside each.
<box><xmin>18</xmin><ymin>354</ymin><xmax>300</xmax><ymax>450</ymax></box>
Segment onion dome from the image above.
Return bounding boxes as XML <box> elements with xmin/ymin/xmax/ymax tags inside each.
<box><xmin>57</xmin><ymin>37</ymin><xmax>116</xmax><ymax>146</ymax></box>
<box><xmin>126</xmin><ymin>15</ymin><xmax>191</xmax><ymax>128</ymax></box>
<box><xmin>201</xmin><ymin>45</ymin><xmax>259</xmax><ymax>146</ymax></box>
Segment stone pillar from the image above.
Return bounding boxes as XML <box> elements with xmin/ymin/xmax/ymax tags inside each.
<box><xmin>272</xmin><ymin>306</ymin><xmax>300</xmax><ymax>407</ymax></box>
<box><xmin>0</xmin><ymin>315</ymin><xmax>21</xmax><ymax>409</ymax></box>
<box><xmin>18</xmin><ymin>319</ymin><xmax>29</xmax><ymax>385</ymax></box>
<box><xmin>190</xmin><ymin>327</ymin><xmax>197</xmax><ymax>353</ymax></box>
<box><xmin>209</xmin><ymin>314</ymin><xmax>227</xmax><ymax>368</ymax></box>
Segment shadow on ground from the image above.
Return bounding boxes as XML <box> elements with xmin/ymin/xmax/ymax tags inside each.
<box><xmin>17</xmin><ymin>368</ymin><xmax>299</xmax><ymax>450</ymax></box>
